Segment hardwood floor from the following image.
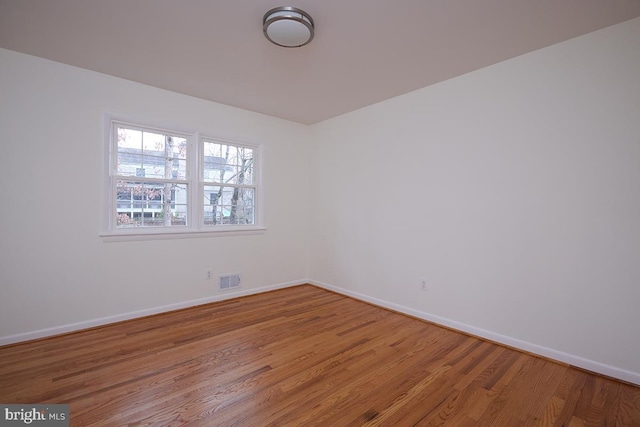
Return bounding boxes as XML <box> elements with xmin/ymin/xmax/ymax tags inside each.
<box><xmin>1</xmin><ymin>285</ymin><xmax>638</xmax><ymax>426</ymax></box>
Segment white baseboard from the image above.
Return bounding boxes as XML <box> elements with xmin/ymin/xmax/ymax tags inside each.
<box><xmin>309</xmin><ymin>279</ymin><xmax>640</xmax><ymax>386</ymax></box>
<box><xmin>0</xmin><ymin>280</ymin><xmax>304</xmax><ymax>347</ymax></box>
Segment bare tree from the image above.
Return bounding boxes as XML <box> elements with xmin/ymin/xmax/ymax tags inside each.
<box><xmin>229</xmin><ymin>150</ymin><xmax>253</xmax><ymax>224</ymax></box>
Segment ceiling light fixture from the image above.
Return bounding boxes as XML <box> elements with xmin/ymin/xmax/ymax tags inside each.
<box><xmin>263</xmin><ymin>6</ymin><xmax>314</xmax><ymax>48</ymax></box>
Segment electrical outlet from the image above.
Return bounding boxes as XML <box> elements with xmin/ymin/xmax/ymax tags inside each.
<box><xmin>205</xmin><ymin>269</ymin><xmax>212</xmax><ymax>280</ymax></box>
<box><xmin>420</xmin><ymin>278</ymin><xmax>428</xmax><ymax>291</ymax></box>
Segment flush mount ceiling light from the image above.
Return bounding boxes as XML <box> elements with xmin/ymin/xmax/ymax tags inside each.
<box><xmin>263</xmin><ymin>6</ymin><xmax>314</xmax><ymax>48</ymax></box>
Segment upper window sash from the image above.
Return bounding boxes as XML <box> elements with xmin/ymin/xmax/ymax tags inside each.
<box><xmin>111</xmin><ymin>121</ymin><xmax>191</xmax><ymax>181</ymax></box>
<box><xmin>108</xmin><ymin>120</ymin><xmax>195</xmax><ymax>233</ymax></box>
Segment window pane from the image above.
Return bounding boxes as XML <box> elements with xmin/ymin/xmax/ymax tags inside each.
<box><xmin>204</xmin><ymin>185</ymin><xmax>225</xmax><ymax>225</ymax></box>
<box><xmin>116</xmin><ymin>180</ymin><xmax>188</xmax><ymax>228</ymax></box>
<box><xmin>117</xmin><ymin>126</ymin><xmax>187</xmax><ymax>179</ymax></box>
<box><xmin>241</xmin><ymin>161</ymin><xmax>254</xmax><ymax>185</ymax></box>
<box><xmin>118</xmin><ymin>128</ymin><xmax>142</xmax><ymax>149</ymax></box>
<box><xmin>204</xmin><ymin>185</ymin><xmax>254</xmax><ymax>225</ymax></box>
<box><xmin>203</xmin><ymin>141</ymin><xmax>221</xmax><ymax>158</ymax></box>
<box><xmin>142</xmin><ymin>131</ymin><xmax>165</xmax><ymax>155</ymax></box>
<box><xmin>229</xmin><ymin>187</ymin><xmax>255</xmax><ymax>225</ymax></box>
<box><xmin>236</xmin><ymin>147</ymin><xmax>254</xmax><ymax>185</ymax></box>
<box><xmin>140</xmin><ymin>155</ymin><xmax>165</xmax><ymax>178</ymax></box>
<box><xmin>117</xmin><ymin>153</ymin><xmax>141</xmax><ymax>176</ymax></box>
<box><xmin>202</xmin><ymin>141</ymin><xmax>254</xmax><ymax>185</ymax></box>
<box><xmin>203</xmin><ymin>160</ymin><xmax>227</xmax><ymax>183</ymax></box>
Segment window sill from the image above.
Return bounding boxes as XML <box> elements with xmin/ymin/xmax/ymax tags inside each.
<box><xmin>100</xmin><ymin>226</ymin><xmax>267</xmax><ymax>242</ymax></box>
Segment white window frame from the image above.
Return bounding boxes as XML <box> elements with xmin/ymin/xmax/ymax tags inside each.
<box><xmin>101</xmin><ymin>117</ymin><xmax>265</xmax><ymax>241</ymax></box>
<box><xmin>200</xmin><ymin>135</ymin><xmax>261</xmax><ymax>230</ymax></box>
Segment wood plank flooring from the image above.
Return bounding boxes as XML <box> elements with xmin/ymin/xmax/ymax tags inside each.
<box><xmin>0</xmin><ymin>284</ymin><xmax>638</xmax><ymax>426</ymax></box>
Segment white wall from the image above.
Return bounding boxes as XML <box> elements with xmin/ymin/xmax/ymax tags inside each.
<box><xmin>309</xmin><ymin>17</ymin><xmax>640</xmax><ymax>383</ymax></box>
<box><xmin>1</xmin><ymin>17</ymin><xmax>639</xmax><ymax>385</ymax></box>
<box><xmin>0</xmin><ymin>48</ymin><xmax>310</xmax><ymax>341</ymax></box>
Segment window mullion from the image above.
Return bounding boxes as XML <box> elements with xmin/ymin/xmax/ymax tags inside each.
<box><xmin>191</xmin><ymin>134</ymin><xmax>201</xmax><ymax>230</ymax></box>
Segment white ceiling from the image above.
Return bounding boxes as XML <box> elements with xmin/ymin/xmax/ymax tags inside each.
<box><xmin>2</xmin><ymin>1</ymin><xmax>640</xmax><ymax>124</ymax></box>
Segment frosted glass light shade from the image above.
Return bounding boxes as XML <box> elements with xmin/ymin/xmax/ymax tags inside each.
<box><xmin>263</xmin><ymin>7</ymin><xmax>314</xmax><ymax>48</ymax></box>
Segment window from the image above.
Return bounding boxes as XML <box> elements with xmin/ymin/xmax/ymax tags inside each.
<box><xmin>104</xmin><ymin>119</ymin><xmax>262</xmax><ymax>238</ymax></box>
<box><xmin>202</xmin><ymin>140</ymin><xmax>256</xmax><ymax>226</ymax></box>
